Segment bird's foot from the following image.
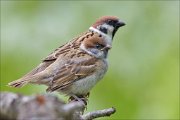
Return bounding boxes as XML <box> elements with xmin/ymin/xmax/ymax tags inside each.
<box><xmin>68</xmin><ymin>93</ymin><xmax>90</xmax><ymax>107</ymax></box>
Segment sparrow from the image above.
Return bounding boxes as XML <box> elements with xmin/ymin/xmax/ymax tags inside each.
<box><xmin>8</xmin><ymin>16</ymin><xmax>125</xmax><ymax>102</ymax></box>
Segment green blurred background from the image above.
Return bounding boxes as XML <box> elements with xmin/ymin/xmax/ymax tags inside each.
<box><xmin>1</xmin><ymin>1</ymin><xmax>179</xmax><ymax>119</ymax></box>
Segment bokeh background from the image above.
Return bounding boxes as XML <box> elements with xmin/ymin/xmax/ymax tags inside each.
<box><xmin>1</xmin><ymin>1</ymin><xmax>179</xmax><ymax>119</ymax></box>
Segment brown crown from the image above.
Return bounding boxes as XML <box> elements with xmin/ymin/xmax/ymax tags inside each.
<box><xmin>92</xmin><ymin>16</ymin><xmax>119</xmax><ymax>28</ymax></box>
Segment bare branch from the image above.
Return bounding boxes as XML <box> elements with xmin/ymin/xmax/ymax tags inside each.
<box><xmin>0</xmin><ymin>92</ymin><xmax>80</xmax><ymax>120</ymax></box>
<box><xmin>0</xmin><ymin>92</ymin><xmax>116</xmax><ymax>120</ymax></box>
<box><xmin>81</xmin><ymin>107</ymin><xmax>116</xmax><ymax>120</ymax></box>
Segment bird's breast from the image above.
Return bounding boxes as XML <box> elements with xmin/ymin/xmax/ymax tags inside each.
<box><xmin>68</xmin><ymin>59</ymin><xmax>108</xmax><ymax>95</ymax></box>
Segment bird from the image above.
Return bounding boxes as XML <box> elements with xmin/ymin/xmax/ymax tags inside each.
<box><xmin>8</xmin><ymin>16</ymin><xmax>125</xmax><ymax>103</ymax></box>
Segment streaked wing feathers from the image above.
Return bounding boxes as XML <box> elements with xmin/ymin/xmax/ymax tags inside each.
<box><xmin>46</xmin><ymin>57</ymin><xmax>97</xmax><ymax>92</ymax></box>
<box><xmin>43</xmin><ymin>31</ymin><xmax>91</xmax><ymax>62</ymax></box>
<box><xmin>22</xmin><ymin>31</ymin><xmax>92</xmax><ymax>78</ymax></box>
<box><xmin>21</xmin><ymin>61</ymin><xmax>54</xmax><ymax>79</ymax></box>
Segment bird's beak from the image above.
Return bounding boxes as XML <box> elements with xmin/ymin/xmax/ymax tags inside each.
<box><xmin>101</xmin><ymin>45</ymin><xmax>112</xmax><ymax>51</ymax></box>
<box><xmin>106</xmin><ymin>44</ymin><xmax>112</xmax><ymax>49</ymax></box>
<box><xmin>116</xmin><ymin>20</ymin><xmax>126</xmax><ymax>27</ymax></box>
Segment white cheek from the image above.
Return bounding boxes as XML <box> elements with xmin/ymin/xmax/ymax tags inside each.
<box><xmin>109</xmin><ymin>26</ymin><xmax>114</xmax><ymax>32</ymax></box>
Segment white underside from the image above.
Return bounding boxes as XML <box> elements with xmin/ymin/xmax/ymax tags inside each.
<box><xmin>70</xmin><ymin>74</ymin><xmax>103</xmax><ymax>95</ymax></box>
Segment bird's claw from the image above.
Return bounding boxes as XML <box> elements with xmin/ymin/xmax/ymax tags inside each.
<box><xmin>68</xmin><ymin>93</ymin><xmax>90</xmax><ymax>108</ymax></box>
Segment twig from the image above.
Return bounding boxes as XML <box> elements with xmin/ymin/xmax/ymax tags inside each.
<box><xmin>81</xmin><ymin>107</ymin><xmax>116</xmax><ymax>120</ymax></box>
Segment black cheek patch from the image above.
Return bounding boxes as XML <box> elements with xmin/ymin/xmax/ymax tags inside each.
<box><xmin>100</xmin><ymin>27</ymin><xmax>107</xmax><ymax>34</ymax></box>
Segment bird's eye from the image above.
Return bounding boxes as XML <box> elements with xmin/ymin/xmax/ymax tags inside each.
<box><xmin>95</xmin><ymin>43</ymin><xmax>104</xmax><ymax>49</ymax></box>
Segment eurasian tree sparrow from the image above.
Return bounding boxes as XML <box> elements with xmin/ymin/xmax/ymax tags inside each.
<box><xmin>8</xmin><ymin>16</ymin><xmax>125</xmax><ymax>102</ymax></box>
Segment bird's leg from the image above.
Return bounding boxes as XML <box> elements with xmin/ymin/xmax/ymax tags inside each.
<box><xmin>86</xmin><ymin>92</ymin><xmax>90</xmax><ymax>98</ymax></box>
<box><xmin>68</xmin><ymin>93</ymin><xmax>90</xmax><ymax>107</ymax></box>
<box><xmin>80</xmin><ymin>92</ymin><xmax>90</xmax><ymax>104</ymax></box>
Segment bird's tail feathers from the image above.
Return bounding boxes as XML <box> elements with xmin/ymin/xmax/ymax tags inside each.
<box><xmin>8</xmin><ymin>71</ymin><xmax>50</xmax><ymax>88</ymax></box>
<box><xmin>8</xmin><ymin>78</ymin><xmax>30</xmax><ymax>88</ymax></box>
<box><xmin>8</xmin><ymin>73</ymin><xmax>41</xmax><ymax>88</ymax></box>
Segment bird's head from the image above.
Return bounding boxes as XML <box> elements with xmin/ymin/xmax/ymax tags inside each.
<box><xmin>89</xmin><ymin>16</ymin><xmax>125</xmax><ymax>39</ymax></box>
<box><xmin>80</xmin><ymin>16</ymin><xmax>125</xmax><ymax>59</ymax></box>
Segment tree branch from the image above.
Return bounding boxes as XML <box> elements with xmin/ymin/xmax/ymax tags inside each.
<box><xmin>81</xmin><ymin>107</ymin><xmax>116</xmax><ymax>120</ymax></box>
<box><xmin>0</xmin><ymin>92</ymin><xmax>116</xmax><ymax>120</ymax></box>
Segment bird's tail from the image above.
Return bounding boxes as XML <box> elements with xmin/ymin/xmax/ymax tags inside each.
<box><xmin>8</xmin><ymin>71</ymin><xmax>50</xmax><ymax>88</ymax></box>
<box><xmin>8</xmin><ymin>78</ymin><xmax>30</xmax><ymax>88</ymax></box>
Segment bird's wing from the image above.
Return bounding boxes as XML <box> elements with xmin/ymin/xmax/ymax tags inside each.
<box><xmin>43</xmin><ymin>31</ymin><xmax>91</xmax><ymax>61</ymax></box>
<box><xmin>21</xmin><ymin>31</ymin><xmax>94</xmax><ymax>79</ymax></box>
<box><xmin>21</xmin><ymin>43</ymin><xmax>71</xmax><ymax>78</ymax></box>
<box><xmin>21</xmin><ymin>34</ymin><xmax>85</xmax><ymax>78</ymax></box>
<box><xmin>21</xmin><ymin>60</ymin><xmax>55</xmax><ymax>79</ymax></box>
<box><xmin>46</xmin><ymin>56</ymin><xmax>98</xmax><ymax>92</ymax></box>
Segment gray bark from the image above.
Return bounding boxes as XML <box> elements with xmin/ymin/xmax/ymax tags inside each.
<box><xmin>0</xmin><ymin>92</ymin><xmax>116</xmax><ymax>120</ymax></box>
